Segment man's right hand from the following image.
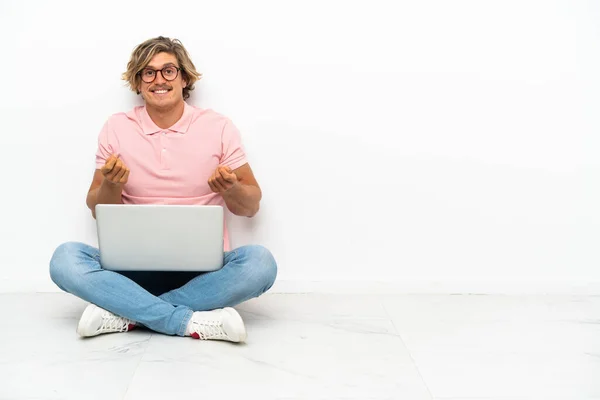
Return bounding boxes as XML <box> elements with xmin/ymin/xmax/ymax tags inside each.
<box><xmin>101</xmin><ymin>154</ymin><xmax>130</xmax><ymax>186</ymax></box>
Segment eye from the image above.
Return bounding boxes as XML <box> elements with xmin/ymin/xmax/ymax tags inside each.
<box><xmin>164</xmin><ymin>67</ymin><xmax>176</xmax><ymax>76</ymax></box>
<box><xmin>143</xmin><ymin>69</ymin><xmax>155</xmax><ymax>77</ymax></box>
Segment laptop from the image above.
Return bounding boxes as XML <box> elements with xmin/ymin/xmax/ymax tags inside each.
<box><xmin>95</xmin><ymin>204</ymin><xmax>224</xmax><ymax>272</ymax></box>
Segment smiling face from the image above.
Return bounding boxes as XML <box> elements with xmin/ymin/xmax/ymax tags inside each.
<box><xmin>138</xmin><ymin>52</ymin><xmax>187</xmax><ymax>111</ymax></box>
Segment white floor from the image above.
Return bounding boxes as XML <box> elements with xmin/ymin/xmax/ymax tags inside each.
<box><xmin>1</xmin><ymin>293</ymin><xmax>599</xmax><ymax>400</ymax></box>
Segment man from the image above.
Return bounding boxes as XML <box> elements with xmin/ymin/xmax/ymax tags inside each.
<box><xmin>49</xmin><ymin>36</ymin><xmax>277</xmax><ymax>343</ymax></box>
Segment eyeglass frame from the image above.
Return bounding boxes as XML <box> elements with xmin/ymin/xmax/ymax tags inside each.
<box><xmin>137</xmin><ymin>66</ymin><xmax>183</xmax><ymax>83</ymax></box>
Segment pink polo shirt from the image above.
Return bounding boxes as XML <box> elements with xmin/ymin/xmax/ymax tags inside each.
<box><xmin>95</xmin><ymin>102</ymin><xmax>248</xmax><ymax>251</ymax></box>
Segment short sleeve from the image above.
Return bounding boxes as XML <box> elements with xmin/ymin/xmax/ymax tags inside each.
<box><xmin>220</xmin><ymin>119</ymin><xmax>248</xmax><ymax>170</ymax></box>
<box><xmin>95</xmin><ymin>120</ymin><xmax>117</xmax><ymax>169</ymax></box>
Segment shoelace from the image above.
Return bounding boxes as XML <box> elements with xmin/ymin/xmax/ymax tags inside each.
<box><xmin>98</xmin><ymin>311</ymin><xmax>132</xmax><ymax>334</ymax></box>
<box><xmin>191</xmin><ymin>319</ymin><xmax>229</xmax><ymax>340</ymax></box>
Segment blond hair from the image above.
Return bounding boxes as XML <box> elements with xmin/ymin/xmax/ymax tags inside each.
<box><xmin>122</xmin><ymin>36</ymin><xmax>202</xmax><ymax>100</ymax></box>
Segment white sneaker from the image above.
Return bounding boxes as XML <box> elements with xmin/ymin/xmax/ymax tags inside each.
<box><xmin>76</xmin><ymin>304</ymin><xmax>136</xmax><ymax>338</ymax></box>
<box><xmin>186</xmin><ymin>307</ymin><xmax>247</xmax><ymax>343</ymax></box>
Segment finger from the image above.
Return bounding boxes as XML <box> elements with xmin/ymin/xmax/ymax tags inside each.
<box><xmin>102</xmin><ymin>155</ymin><xmax>117</xmax><ymax>174</ymax></box>
<box><xmin>207</xmin><ymin>179</ymin><xmax>216</xmax><ymax>192</ymax></box>
<box><xmin>208</xmin><ymin>179</ymin><xmax>218</xmax><ymax>193</ymax></box>
<box><xmin>113</xmin><ymin>166</ymin><xmax>127</xmax><ymax>183</ymax></box>
<box><xmin>208</xmin><ymin>171</ymin><xmax>217</xmax><ymax>184</ymax></box>
<box><xmin>216</xmin><ymin>172</ymin><xmax>234</xmax><ymax>189</ymax></box>
<box><xmin>217</xmin><ymin>167</ymin><xmax>230</xmax><ymax>181</ymax></box>
<box><xmin>218</xmin><ymin>167</ymin><xmax>236</xmax><ymax>183</ymax></box>
<box><xmin>119</xmin><ymin>169</ymin><xmax>130</xmax><ymax>184</ymax></box>
<box><xmin>212</xmin><ymin>176</ymin><xmax>228</xmax><ymax>192</ymax></box>
<box><xmin>222</xmin><ymin>166</ymin><xmax>234</xmax><ymax>177</ymax></box>
<box><xmin>208</xmin><ymin>177</ymin><xmax>223</xmax><ymax>192</ymax></box>
<box><xmin>219</xmin><ymin>165</ymin><xmax>233</xmax><ymax>174</ymax></box>
<box><xmin>215</xmin><ymin>171</ymin><xmax>227</xmax><ymax>185</ymax></box>
<box><xmin>208</xmin><ymin>172</ymin><xmax>219</xmax><ymax>191</ymax></box>
<box><xmin>107</xmin><ymin>160</ymin><xmax>123</xmax><ymax>181</ymax></box>
<box><xmin>107</xmin><ymin>159</ymin><xmax>122</xmax><ymax>180</ymax></box>
<box><xmin>107</xmin><ymin>167</ymin><xmax>122</xmax><ymax>183</ymax></box>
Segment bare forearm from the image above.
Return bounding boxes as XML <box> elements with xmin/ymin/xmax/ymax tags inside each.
<box><xmin>222</xmin><ymin>183</ymin><xmax>262</xmax><ymax>217</ymax></box>
<box><xmin>87</xmin><ymin>180</ymin><xmax>123</xmax><ymax>218</ymax></box>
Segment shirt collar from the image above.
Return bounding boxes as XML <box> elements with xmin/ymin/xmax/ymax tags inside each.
<box><xmin>140</xmin><ymin>102</ymin><xmax>193</xmax><ymax>135</ymax></box>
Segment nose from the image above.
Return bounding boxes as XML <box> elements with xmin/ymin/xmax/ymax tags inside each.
<box><xmin>154</xmin><ymin>71</ymin><xmax>167</xmax><ymax>85</ymax></box>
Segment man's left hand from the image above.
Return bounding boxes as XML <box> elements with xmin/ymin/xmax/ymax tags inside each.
<box><xmin>208</xmin><ymin>166</ymin><xmax>239</xmax><ymax>193</ymax></box>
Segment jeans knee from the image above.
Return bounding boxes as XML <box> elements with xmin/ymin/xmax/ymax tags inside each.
<box><xmin>49</xmin><ymin>241</ymin><xmax>94</xmax><ymax>289</ymax></box>
<box><xmin>246</xmin><ymin>245</ymin><xmax>277</xmax><ymax>292</ymax></box>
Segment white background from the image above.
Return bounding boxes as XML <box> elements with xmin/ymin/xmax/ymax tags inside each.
<box><xmin>1</xmin><ymin>0</ymin><xmax>599</xmax><ymax>293</ymax></box>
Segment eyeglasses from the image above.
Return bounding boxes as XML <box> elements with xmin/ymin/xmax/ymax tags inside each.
<box><xmin>138</xmin><ymin>66</ymin><xmax>181</xmax><ymax>83</ymax></box>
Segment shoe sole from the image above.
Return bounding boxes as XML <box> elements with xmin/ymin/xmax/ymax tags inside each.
<box><xmin>223</xmin><ymin>307</ymin><xmax>247</xmax><ymax>343</ymax></box>
<box><xmin>76</xmin><ymin>304</ymin><xmax>100</xmax><ymax>337</ymax></box>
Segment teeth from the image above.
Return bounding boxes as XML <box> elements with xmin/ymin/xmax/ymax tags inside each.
<box><xmin>154</xmin><ymin>90</ymin><xmax>168</xmax><ymax>94</ymax></box>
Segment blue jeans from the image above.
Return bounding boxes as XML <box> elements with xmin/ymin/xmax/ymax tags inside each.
<box><xmin>49</xmin><ymin>242</ymin><xmax>277</xmax><ymax>336</ymax></box>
